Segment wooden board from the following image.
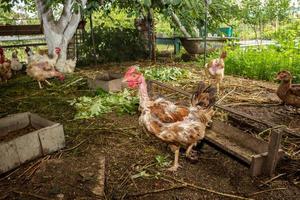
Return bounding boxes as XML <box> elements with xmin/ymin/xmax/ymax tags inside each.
<box><xmin>0</xmin><ymin>25</ymin><xmax>43</xmax><ymax>36</ymax></box>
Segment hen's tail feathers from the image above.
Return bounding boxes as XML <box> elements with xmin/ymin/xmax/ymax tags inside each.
<box><xmin>191</xmin><ymin>81</ymin><xmax>217</xmax><ymax>108</ymax></box>
<box><xmin>220</xmin><ymin>51</ymin><xmax>227</xmax><ymax>59</ymax></box>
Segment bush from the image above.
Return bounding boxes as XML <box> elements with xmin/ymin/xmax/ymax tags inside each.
<box><xmin>79</xmin><ymin>26</ymin><xmax>148</xmax><ymax>64</ymax></box>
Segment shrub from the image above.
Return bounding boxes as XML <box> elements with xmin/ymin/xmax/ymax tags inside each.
<box><xmin>79</xmin><ymin>26</ymin><xmax>148</xmax><ymax>64</ymax></box>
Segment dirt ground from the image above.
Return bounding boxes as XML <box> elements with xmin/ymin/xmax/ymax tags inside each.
<box><xmin>0</xmin><ymin>61</ymin><xmax>299</xmax><ymax>200</ymax></box>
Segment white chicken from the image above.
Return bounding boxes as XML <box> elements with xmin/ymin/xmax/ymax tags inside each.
<box><xmin>11</xmin><ymin>50</ymin><xmax>23</xmax><ymax>73</ymax></box>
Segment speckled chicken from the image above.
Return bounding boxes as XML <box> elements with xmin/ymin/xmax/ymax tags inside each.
<box><xmin>0</xmin><ymin>47</ymin><xmax>12</xmax><ymax>82</ymax></box>
<box><xmin>123</xmin><ymin>66</ymin><xmax>216</xmax><ymax>171</ymax></box>
<box><xmin>204</xmin><ymin>51</ymin><xmax>227</xmax><ymax>93</ymax></box>
<box><xmin>26</xmin><ymin>47</ymin><xmax>64</xmax><ymax>89</ymax></box>
<box><xmin>276</xmin><ymin>70</ymin><xmax>300</xmax><ymax>111</ymax></box>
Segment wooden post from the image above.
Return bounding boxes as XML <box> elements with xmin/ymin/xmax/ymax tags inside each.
<box><xmin>89</xmin><ymin>14</ymin><xmax>97</xmax><ymax>65</ymax></box>
<box><xmin>265</xmin><ymin>131</ymin><xmax>282</xmax><ymax>176</ymax></box>
<box><xmin>147</xmin><ymin>8</ymin><xmax>156</xmax><ymax>62</ymax></box>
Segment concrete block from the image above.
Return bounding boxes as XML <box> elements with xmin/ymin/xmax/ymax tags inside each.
<box><xmin>88</xmin><ymin>72</ymin><xmax>123</xmax><ymax>92</ymax></box>
<box><xmin>0</xmin><ymin>112</ymin><xmax>65</xmax><ymax>174</ymax></box>
<box><xmin>39</xmin><ymin>124</ymin><xmax>65</xmax><ymax>155</ymax></box>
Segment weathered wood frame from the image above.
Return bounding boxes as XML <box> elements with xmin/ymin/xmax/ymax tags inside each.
<box><xmin>147</xmin><ymin>80</ymin><xmax>284</xmax><ymax>177</ymax></box>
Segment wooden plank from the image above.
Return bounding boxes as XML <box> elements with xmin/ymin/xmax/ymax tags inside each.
<box><xmin>250</xmin><ymin>153</ymin><xmax>266</xmax><ymax>177</ymax></box>
<box><xmin>205</xmin><ymin>129</ymin><xmax>253</xmax><ymax>164</ymax></box>
<box><xmin>149</xmin><ymin>80</ymin><xmax>192</xmax><ymax>97</ymax></box>
<box><xmin>0</xmin><ymin>25</ymin><xmax>43</xmax><ymax>36</ymax></box>
<box><xmin>211</xmin><ymin>121</ymin><xmax>269</xmax><ymax>154</ymax></box>
<box><xmin>219</xmin><ymin>105</ymin><xmax>300</xmax><ymax>137</ymax></box>
<box><xmin>0</xmin><ymin>43</ymin><xmax>47</xmax><ymax>48</ymax></box>
<box><xmin>265</xmin><ymin>132</ymin><xmax>282</xmax><ymax>176</ymax></box>
<box><xmin>91</xmin><ymin>155</ymin><xmax>106</xmax><ymax>197</ymax></box>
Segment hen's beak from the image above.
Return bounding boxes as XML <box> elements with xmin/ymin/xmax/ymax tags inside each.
<box><xmin>122</xmin><ymin>78</ymin><xmax>127</xmax><ymax>83</ymax></box>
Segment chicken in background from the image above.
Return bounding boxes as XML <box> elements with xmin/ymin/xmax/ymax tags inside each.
<box><xmin>25</xmin><ymin>47</ymin><xmax>60</xmax><ymax>70</ymax></box>
<box><xmin>123</xmin><ymin>66</ymin><xmax>216</xmax><ymax>171</ymax></box>
<box><xmin>64</xmin><ymin>58</ymin><xmax>76</xmax><ymax>73</ymax></box>
<box><xmin>11</xmin><ymin>50</ymin><xmax>23</xmax><ymax>74</ymax></box>
<box><xmin>26</xmin><ymin>47</ymin><xmax>64</xmax><ymax>89</ymax></box>
<box><xmin>276</xmin><ymin>70</ymin><xmax>300</xmax><ymax>113</ymax></box>
<box><xmin>204</xmin><ymin>51</ymin><xmax>227</xmax><ymax>93</ymax></box>
<box><xmin>0</xmin><ymin>47</ymin><xmax>12</xmax><ymax>83</ymax></box>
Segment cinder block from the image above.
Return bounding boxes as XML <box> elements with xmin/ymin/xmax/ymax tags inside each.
<box><xmin>0</xmin><ymin>141</ymin><xmax>20</xmax><ymax>174</ymax></box>
<box><xmin>39</xmin><ymin>124</ymin><xmax>65</xmax><ymax>155</ymax></box>
<box><xmin>88</xmin><ymin>72</ymin><xmax>123</xmax><ymax>92</ymax></box>
<box><xmin>14</xmin><ymin>131</ymin><xmax>41</xmax><ymax>163</ymax></box>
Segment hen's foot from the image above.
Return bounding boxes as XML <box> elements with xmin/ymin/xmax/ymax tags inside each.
<box><xmin>167</xmin><ymin>164</ymin><xmax>181</xmax><ymax>172</ymax></box>
<box><xmin>45</xmin><ymin>80</ymin><xmax>52</xmax><ymax>85</ymax></box>
<box><xmin>186</xmin><ymin>149</ymin><xmax>199</xmax><ymax>162</ymax></box>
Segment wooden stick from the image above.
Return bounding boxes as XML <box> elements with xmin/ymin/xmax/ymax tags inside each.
<box><xmin>0</xmin><ymin>168</ymin><xmax>20</xmax><ymax>181</ymax></box>
<box><xmin>13</xmin><ymin>191</ymin><xmax>53</xmax><ymax>200</ymax></box>
<box><xmin>259</xmin><ymin>173</ymin><xmax>286</xmax><ymax>187</ymax></box>
<box><xmin>61</xmin><ymin>139</ymin><xmax>87</xmax><ymax>152</ymax></box>
<box><xmin>61</xmin><ymin>77</ymin><xmax>83</xmax><ymax>89</ymax></box>
<box><xmin>249</xmin><ymin>188</ymin><xmax>286</xmax><ymax>196</ymax></box>
<box><xmin>215</xmin><ymin>87</ymin><xmax>236</xmax><ymax>105</ymax></box>
<box><xmin>127</xmin><ymin>184</ymin><xmax>187</xmax><ymax>197</ymax></box>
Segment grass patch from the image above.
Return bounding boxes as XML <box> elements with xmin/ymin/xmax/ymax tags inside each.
<box><xmin>225</xmin><ymin>46</ymin><xmax>300</xmax><ymax>82</ymax></box>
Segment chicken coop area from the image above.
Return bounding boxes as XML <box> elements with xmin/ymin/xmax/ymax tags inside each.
<box><xmin>0</xmin><ymin>61</ymin><xmax>299</xmax><ymax>200</ymax></box>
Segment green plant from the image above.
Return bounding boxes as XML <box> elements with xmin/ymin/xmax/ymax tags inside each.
<box><xmin>155</xmin><ymin>155</ymin><xmax>171</xmax><ymax>167</ymax></box>
<box><xmin>69</xmin><ymin>89</ymin><xmax>139</xmax><ymax>119</ymax></box>
<box><xmin>141</xmin><ymin>66</ymin><xmax>191</xmax><ymax>81</ymax></box>
<box><xmin>225</xmin><ymin>46</ymin><xmax>300</xmax><ymax>82</ymax></box>
<box><xmin>79</xmin><ymin>26</ymin><xmax>148</xmax><ymax>64</ymax></box>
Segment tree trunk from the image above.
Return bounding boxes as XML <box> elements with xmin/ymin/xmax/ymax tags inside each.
<box><xmin>35</xmin><ymin>0</ymin><xmax>87</xmax><ymax>73</ymax></box>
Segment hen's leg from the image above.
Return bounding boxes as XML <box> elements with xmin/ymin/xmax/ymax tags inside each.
<box><xmin>167</xmin><ymin>145</ymin><xmax>180</xmax><ymax>171</ymax></box>
<box><xmin>45</xmin><ymin>80</ymin><xmax>52</xmax><ymax>85</ymax></box>
<box><xmin>186</xmin><ymin>143</ymin><xmax>198</xmax><ymax>160</ymax></box>
<box><xmin>38</xmin><ymin>81</ymin><xmax>43</xmax><ymax>89</ymax></box>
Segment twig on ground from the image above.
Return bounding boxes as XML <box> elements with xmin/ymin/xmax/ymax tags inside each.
<box><xmin>258</xmin><ymin>125</ymin><xmax>286</xmax><ymax>137</ymax></box>
<box><xmin>61</xmin><ymin>139</ymin><xmax>88</xmax><ymax>152</ymax></box>
<box><xmin>60</xmin><ymin>78</ymin><xmax>84</xmax><ymax>89</ymax></box>
<box><xmin>127</xmin><ymin>184</ymin><xmax>186</xmax><ymax>197</ymax></box>
<box><xmin>13</xmin><ymin>191</ymin><xmax>54</xmax><ymax>200</ymax></box>
<box><xmin>249</xmin><ymin>188</ymin><xmax>287</xmax><ymax>196</ymax></box>
<box><xmin>0</xmin><ymin>168</ymin><xmax>20</xmax><ymax>181</ymax></box>
<box><xmin>148</xmin><ymin>169</ymin><xmax>253</xmax><ymax>200</ymax></box>
<box><xmin>259</xmin><ymin>173</ymin><xmax>286</xmax><ymax>187</ymax></box>
<box><xmin>222</xmin><ymin>103</ymin><xmax>281</xmax><ymax>107</ymax></box>
<box><xmin>216</xmin><ymin>87</ymin><xmax>236</xmax><ymax>105</ymax></box>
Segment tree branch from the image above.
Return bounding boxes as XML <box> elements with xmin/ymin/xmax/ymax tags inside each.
<box><xmin>170</xmin><ymin>11</ymin><xmax>191</xmax><ymax>38</ymax></box>
<box><xmin>35</xmin><ymin>0</ymin><xmax>55</xmax><ymax>29</ymax></box>
<box><xmin>160</xmin><ymin>0</ymin><xmax>191</xmax><ymax>37</ymax></box>
<box><xmin>58</xmin><ymin>0</ymin><xmax>73</xmax><ymax>30</ymax></box>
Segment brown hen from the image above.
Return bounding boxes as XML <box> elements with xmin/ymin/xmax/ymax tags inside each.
<box><xmin>0</xmin><ymin>47</ymin><xmax>12</xmax><ymax>83</ymax></box>
<box><xmin>276</xmin><ymin>70</ymin><xmax>300</xmax><ymax>112</ymax></box>
<box><xmin>123</xmin><ymin>66</ymin><xmax>216</xmax><ymax>171</ymax></box>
